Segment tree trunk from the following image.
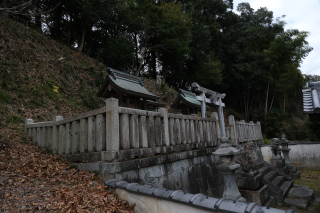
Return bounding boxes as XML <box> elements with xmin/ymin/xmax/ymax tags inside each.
<box><xmin>162</xmin><ymin>60</ymin><xmax>168</xmax><ymax>83</ymax></box>
<box><xmin>136</xmin><ymin>47</ymin><xmax>146</xmax><ymax>76</ymax></box>
<box><xmin>151</xmin><ymin>49</ymin><xmax>156</xmax><ymax>79</ymax></box>
<box><xmin>136</xmin><ymin>28</ymin><xmax>147</xmax><ymax>76</ymax></box>
<box><xmin>265</xmin><ymin>71</ymin><xmax>271</xmax><ymax>121</ymax></box>
<box><xmin>268</xmin><ymin>83</ymin><xmax>278</xmax><ymax>113</ymax></box>
<box><xmin>78</xmin><ymin>22</ymin><xmax>86</xmax><ymax>52</ymax></box>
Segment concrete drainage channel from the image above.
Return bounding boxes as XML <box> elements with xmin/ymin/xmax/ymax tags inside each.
<box><xmin>104</xmin><ymin>179</ymin><xmax>296</xmax><ymax>213</ymax></box>
<box><xmin>76</xmin><ymin>161</ymin><xmax>296</xmax><ymax>213</ymax></box>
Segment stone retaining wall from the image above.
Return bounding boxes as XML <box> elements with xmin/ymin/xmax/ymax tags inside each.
<box><xmin>99</xmin><ymin>147</ymin><xmax>224</xmax><ymax>198</ymax></box>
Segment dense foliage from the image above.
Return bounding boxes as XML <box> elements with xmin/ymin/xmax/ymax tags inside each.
<box><xmin>1</xmin><ymin>0</ymin><xmax>316</xmax><ymax>140</ymax></box>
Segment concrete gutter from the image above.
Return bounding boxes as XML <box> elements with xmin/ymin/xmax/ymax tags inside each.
<box><xmin>105</xmin><ymin>179</ymin><xmax>296</xmax><ymax>213</ymax></box>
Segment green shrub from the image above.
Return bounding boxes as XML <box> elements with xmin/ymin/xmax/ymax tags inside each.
<box><xmin>263</xmin><ymin>138</ymin><xmax>270</xmax><ymax>144</ymax></box>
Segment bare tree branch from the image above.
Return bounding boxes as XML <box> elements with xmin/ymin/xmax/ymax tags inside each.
<box><xmin>0</xmin><ymin>0</ymin><xmax>32</xmax><ymax>11</ymax></box>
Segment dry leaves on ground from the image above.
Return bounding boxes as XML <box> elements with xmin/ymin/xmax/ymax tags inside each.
<box><xmin>0</xmin><ymin>128</ymin><xmax>135</xmax><ymax>212</ymax></box>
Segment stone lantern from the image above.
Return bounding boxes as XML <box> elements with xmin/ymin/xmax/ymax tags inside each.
<box><xmin>279</xmin><ymin>134</ymin><xmax>300</xmax><ymax>179</ymax></box>
<box><xmin>279</xmin><ymin>134</ymin><xmax>292</xmax><ymax>166</ymax></box>
<box><xmin>269</xmin><ymin>138</ymin><xmax>285</xmax><ymax>168</ymax></box>
<box><xmin>213</xmin><ymin>136</ymin><xmax>247</xmax><ymax>203</ymax></box>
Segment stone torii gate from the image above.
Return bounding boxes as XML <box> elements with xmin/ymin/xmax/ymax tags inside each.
<box><xmin>191</xmin><ymin>82</ymin><xmax>227</xmax><ymax>137</ymax></box>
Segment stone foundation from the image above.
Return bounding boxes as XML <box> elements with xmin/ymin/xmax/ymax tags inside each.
<box><xmin>99</xmin><ymin>147</ymin><xmax>224</xmax><ymax>198</ymax></box>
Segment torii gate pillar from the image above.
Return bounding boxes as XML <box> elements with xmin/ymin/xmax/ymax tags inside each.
<box><xmin>191</xmin><ymin>82</ymin><xmax>226</xmax><ymax>138</ymax></box>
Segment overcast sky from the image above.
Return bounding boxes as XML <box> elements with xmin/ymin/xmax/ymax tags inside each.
<box><xmin>232</xmin><ymin>0</ymin><xmax>320</xmax><ymax>76</ymax></box>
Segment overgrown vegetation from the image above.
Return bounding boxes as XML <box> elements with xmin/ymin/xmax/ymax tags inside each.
<box><xmin>0</xmin><ymin>18</ymin><xmax>106</xmax><ymax>128</ymax></box>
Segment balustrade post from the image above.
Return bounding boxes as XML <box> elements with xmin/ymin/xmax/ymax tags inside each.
<box><xmin>25</xmin><ymin>119</ymin><xmax>33</xmax><ymax>134</ymax></box>
<box><xmin>106</xmin><ymin>98</ymin><xmax>120</xmax><ymax>152</ymax></box>
<box><xmin>52</xmin><ymin>116</ymin><xmax>63</xmax><ymax>153</ymax></box>
<box><xmin>228</xmin><ymin>115</ymin><xmax>238</xmax><ymax>145</ymax></box>
<box><xmin>212</xmin><ymin>112</ymin><xmax>221</xmax><ymax>144</ymax></box>
<box><xmin>158</xmin><ymin>108</ymin><xmax>170</xmax><ymax>146</ymax></box>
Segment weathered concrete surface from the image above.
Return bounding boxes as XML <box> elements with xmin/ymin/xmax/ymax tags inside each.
<box><xmin>260</xmin><ymin>144</ymin><xmax>320</xmax><ymax>169</ymax></box>
<box><xmin>76</xmin><ymin>162</ymin><xmax>100</xmax><ymax>171</ymax></box>
<box><xmin>100</xmin><ymin>153</ymin><xmax>224</xmax><ymax>198</ymax></box>
<box><xmin>106</xmin><ymin>179</ymin><xmax>296</xmax><ymax>213</ymax></box>
<box><xmin>114</xmin><ymin>188</ymin><xmax>216</xmax><ymax>213</ymax></box>
<box><xmin>288</xmin><ymin>186</ymin><xmax>314</xmax><ymax>202</ymax></box>
<box><xmin>284</xmin><ymin>198</ymin><xmax>308</xmax><ymax>209</ymax></box>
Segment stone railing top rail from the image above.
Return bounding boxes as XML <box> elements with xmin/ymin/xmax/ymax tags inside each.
<box><xmin>27</xmin><ymin>121</ymin><xmax>53</xmax><ymax>128</ymax></box>
<box><xmin>105</xmin><ymin>179</ymin><xmax>296</xmax><ymax>213</ymax></box>
<box><xmin>235</xmin><ymin>120</ymin><xmax>261</xmax><ymax>125</ymax></box>
<box><xmin>119</xmin><ymin>107</ymin><xmax>163</xmax><ymax>117</ymax></box>
<box><xmin>56</xmin><ymin>107</ymin><xmax>106</xmax><ymax>125</ymax></box>
<box><xmin>34</xmin><ymin>106</ymin><xmax>220</xmax><ymax>127</ymax></box>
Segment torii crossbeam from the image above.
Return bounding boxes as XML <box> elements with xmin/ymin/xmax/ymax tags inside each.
<box><xmin>191</xmin><ymin>82</ymin><xmax>227</xmax><ymax>138</ymax></box>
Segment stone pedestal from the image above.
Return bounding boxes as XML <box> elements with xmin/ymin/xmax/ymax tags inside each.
<box><xmin>237</xmin><ymin>174</ymin><xmax>263</xmax><ymax>191</ymax></box>
<box><xmin>281</xmin><ymin>148</ymin><xmax>292</xmax><ymax>165</ymax></box>
<box><xmin>213</xmin><ymin>137</ymin><xmax>247</xmax><ymax>203</ymax></box>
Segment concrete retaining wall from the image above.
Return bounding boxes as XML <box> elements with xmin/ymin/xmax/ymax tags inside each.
<box><xmin>260</xmin><ymin>143</ymin><xmax>320</xmax><ymax>170</ymax></box>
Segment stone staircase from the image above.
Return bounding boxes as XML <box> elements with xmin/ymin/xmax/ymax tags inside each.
<box><xmin>245</xmin><ymin>159</ymin><xmax>313</xmax><ymax>210</ymax></box>
<box><xmin>237</xmin><ymin>159</ymin><xmax>296</xmax><ymax>207</ymax></box>
<box><xmin>257</xmin><ymin>160</ymin><xmax>293</xmax><ymax>204</ymax></box>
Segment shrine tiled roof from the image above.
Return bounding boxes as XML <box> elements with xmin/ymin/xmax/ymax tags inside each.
<box><xmin>302</xmin><ymin>81</ymin><xmax>320</xmax><ymax>114</ymax></box>
<box><xmin>171</xmin><ymin>88</ymin><xmax>205</xmax><ymax>109</ymax></box>
<box><xmin>180</xmin><ymin>89</ymin><xmax>202</xmax><ymax>107</ymax></box>
<box><xmin>97</xmin><ymin>68</ymin><xmax>158</xmax><ymax>100</ymax></box>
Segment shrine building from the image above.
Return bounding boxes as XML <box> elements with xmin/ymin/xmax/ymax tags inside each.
<box><xmin>170</xmin><ymin>88</ymin><xmax>210</xmax><ymax>115</ymax></box>
<box><xmin>97</xmin><ymin>68</ymin><xmax>165</xmax><ymax>110</ymax></box>
<box><xmin>302</xmin><ymin>80</ymin><xmax>320</xmax><ymax>121</ymax></box>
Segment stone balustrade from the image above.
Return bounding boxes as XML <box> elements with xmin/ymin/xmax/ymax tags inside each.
<box><xmin>25</xmin><ymin>98</ymin><xmax>263</xmax><ymax>163</ymax></box>
<box><xmin>228</xmin><ymin>115</ymin><xmax>263</xmax><ymax>145</ymax></box>
<box><xmin>25</xmin><ymin>98</ymin><xmax>221</xmax><ymax>163</ymax></box>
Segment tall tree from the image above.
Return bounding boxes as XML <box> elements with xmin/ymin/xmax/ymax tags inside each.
<box><xmin>264</xmin><ymin>29</ymin><xmax>312</xmax><ymax>117</ymax></box>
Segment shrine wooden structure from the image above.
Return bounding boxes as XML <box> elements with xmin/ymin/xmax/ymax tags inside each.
<box><xmin>97</xmin><ymin>68</ymin><xmax>165</xmax><ymax>110</ymax></box>
<box><xmin>170</xmin><ymin>89</ymin><xmax>209</xmax><ymax>115</ymax></box>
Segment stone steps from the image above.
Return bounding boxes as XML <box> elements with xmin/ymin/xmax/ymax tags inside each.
<box><xmin>284</xmin><ymin>198</ymin><xmax>308</xmax><ymax>209</ymax></box>
<box><xmin>288</xmin><ymin>186</ymin><xmax>314</xmax><ymax>202</ymax></box>
<box><xmin>259</xmin><ymin>166</ymin><xmax>271</xmax><ymax>176</ymax></box>
<box><xmin>263</xmin><ymin>196</ymin><xmax>276</xmax><ymax>208</ymax></box>
<box><xmin>265</xmin><ymin>171</ymin><xmax>277</xmax><ymax>182</ymax></box>
<box><xmin>272</xmin><ymin>176</ymin><xmax>285</xmax><ymax>187</ymax></box>
<box><xmin>280</xmin><ymin>181</ymin><xmax>293</xmax><ymax>197</ymax></box>
<box><xmin>256</xmin><ymin>161</ymin><xmax>265</xmax><ymax>170</ymax></box>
